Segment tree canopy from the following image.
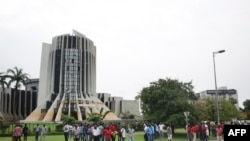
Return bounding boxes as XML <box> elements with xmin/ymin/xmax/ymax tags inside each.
<box><xmin>6</xmin><ymin>67</ymin><xmax>29</xmax><ymax>90</ymax></box>
<box><xmin>136</xmin><ymin>78</ymin><xmax>198</xmax><ymax>126</ymax></box>
<box><xmin>5</xmin><ymin>67</ymin><xmax>30</xmax><ymax>120</ymax></box>
<box><xmin>243</xmin><ymin>99</ymin><xmax>250</xmax><ymax>112</ymax></box>
<box><xmin>193</xmin><ymin>98</ymin><xmax>246</xmax><ymax>122</ymax></box>
<box><xmin>86</xmin><ymin>107</ymin><xmax>112</xmax><ymax>124</ymax></box>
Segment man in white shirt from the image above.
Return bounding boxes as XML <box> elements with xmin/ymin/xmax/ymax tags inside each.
<box><xmin>92</xmin><ymin>124</ymin><xmax>101</xmax><ymax>141</ymax></box>
<box><xmin>158</xmin><ymin>122</ymin><xmax>165</xmax><ymax>141</ymax></box>
<box><xmin>63</xmin><ymin>123</ymin><xmax>70</xmax><ymax>141</ymax></box>
<box><xmin>40</xmin><ymin>124</ymin><xmax>47</xmax><ymax>141</ymax></box>
<box><xmin>144</xmin><ymin>124</ymin><xmax>148</xmax><ymax>141</ymax></box>
<box><xmin>120</xmin><ymin>126</ymin><xmax>126</xmax><ymax>141</ymax></box>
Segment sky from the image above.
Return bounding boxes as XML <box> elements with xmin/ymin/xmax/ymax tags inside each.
<box><xmin>0</xmin><ymin>0</ymin><xmax>250</xmax><ymax>108</ymax></box>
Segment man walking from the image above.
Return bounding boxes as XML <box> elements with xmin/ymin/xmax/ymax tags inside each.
<box><xmin>23</xmin><ymin>124</ymin><xmax>29</xmax><ymax>141</ymax></box>
<box><xmin>40</xmin><ymin>124</ymin><xmax>47</xmax><ymax>141</ymax></box>
<box><xmin>34</xmin><ymin>124</ymin><xmax>40</xmax><ymax>141</ymax></box>
<box><xmin>63</xmin><ymin>123</ymin><xmax>70</xmax><ymax>141</ymax></box>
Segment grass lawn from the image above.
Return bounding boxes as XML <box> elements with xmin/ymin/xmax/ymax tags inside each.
<box><xmin>0</xmin><ymin>129</ymin><xmax>216</xmax><ymax>141</ymax></box>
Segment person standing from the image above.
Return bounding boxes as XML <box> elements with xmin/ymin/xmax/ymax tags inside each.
<box><xmin>192</xmin><ymin>124</ymin><xmax>198</xmax><ymax>141</ymax></box>
<box><xmin>216</xmin><ymin>124</ymin><xmax>223</xmax><ymax>141</ymax></box>
<box><xmin>40</xmin><ymin>124</ymin><xmax>47</xmax><ymax>141</ymax></box>
<box><xmin>103</xmin><ymin>126</ymin><xmax>112</xmax><ymax>141</ymax></box>
<box><xmin>63</xmin><ymin>123</ymin><xmax>70</xmax><ymax>141</ymax></box>
<box><xmin>201</xmin><ymin>122</ymin><xmax>207</xmax><ymax>141</ymax></box>
<box><xmin>73</xmin><ymin>124</ymin><xmax>80</xmax><ymax>141</ymax></box>
<box><xmin>158</xmin><ymin>122</ymin><xmax>165</xmax><ymax>141</ymax></box>
<box><xmin>143</xmin><ymin>124</ymin><xmax>148</xmax><ymax>141</ymax></box>
<box><xmin>146</xmin><ymin>124</ymin><xmax>153</xmax><ymax>141</ymax></box>
<box><xmin>13</xmin><ymin>124</ymin><xmax>22</xmax><ymax>141</ymax></box>
<box><xmin>93</xmin><ymin>124</ymin><xmax>101</xmax><ymax>141</ymax></box>
<box><xmin>109</xmin><ymin>123</ymin><xmax>116</xmax><ymax>141</ymax></box>
<box><xmin>34</xmin><ymin>124</ymin><xmax>41</xmax><ymax>141</ymax></box>
<box><xmin>98</xmin><ymin>123</ymin><xmax>104</xmax><ymax>141</ymax></box>
<box><xmin>86</xmin><ymin>124</ymin><xmax>93</xmax><ymax>141</ymax></box>
<box><xmin>187</xmin><ymin>125</ymin><xmax>193</xmax><ymax>141</ymax></box>
<box><xmin>205</xmin><ymin>122</ymin><xmax>209</xmax><ymax>141</ymax></box>
<box><xmin>23</xmin><ymin>124</ymin><xmax>29</xmax><ymax>141</ymax></box>
<box><xmin>79</xmin><ymin>124</ymin><xmax>85</xmax><ymax>141</ymax></box>
<box><xmin>120</xmin><ymin>126</ymin><xmax>126</xmax><ymax>141</ymax></box>
<box><xmin>154</xmin><ymin>123</ymin><xmax>159</xmax><ymax>139</ymax></box>
<box><xmin>127</xmin><ymin>126</ymin><xmax>135</xmax><ymax>141</ymax></box>
<box><xmin>149</xmin><ymin>124</ymin><xmax>155</xmax><ymax>141</ymax></box>
<box><xmin>166</xmin><ymin>125</ymin><xmax>172</xmax><ymax>141</ymax></box>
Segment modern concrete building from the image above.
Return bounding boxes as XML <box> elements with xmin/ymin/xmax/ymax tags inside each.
<box><xmin>196</xmin><ymin>86</ymin><xmax>239</xmax><ymax>109</ymax></box>
<box><xmin>98</xmin><ymin>93</ymin><xmax>142</xmax><ymax>119</ymax></box>
<box><xmin>25</xmin><ymin>78</ymin><xmax>39</xmax><ymax>91</ymax></box>
<box><xmin>120</xmin><ymin>100</ymin><xmax>141</xmax><ymax>119</ymax></box>
<box><xmin>24</xmin><ymin>30</ymin><xmax>119</xmax><ymax>122</ymax></box>
<box><xmin>0</xmin><ymin>87</ymin><xmax>37</xmax><ymax>121</ymax></box>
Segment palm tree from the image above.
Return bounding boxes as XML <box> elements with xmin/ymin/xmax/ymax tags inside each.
<box><xmin>86</xmin><ymin>107</ymin><xmax>113</xmax><ymax>123</ymax></box>
<box><xmin>0</xmin><ymin>72</ymin><xmax>9</xmax><ymax>93</ymax></box>
<box><xmin>6</xmin><ymin>67</ymin><xmax>30</xmax><ymax>120</ymax></box>
<box><xmin>100</xmin><ymin>107</ymin><xmax>113</xmax><ymax>120</ymax></box>
<box><xmin>0</xmin><ymin>72</ymin><xmax>8</xmax><ymax>87</ymax></box>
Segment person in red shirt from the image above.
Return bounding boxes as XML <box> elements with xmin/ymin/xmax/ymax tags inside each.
<box><xmin>187</xmin><ymin>125</ymin><xmax>193</xmax><ymax>141</ymax></box>
<box><xmin>109</xmin><ymin>123</ymin><xmax>116</xmax><ymax>141</ymax></box>
<box><xmin>220</xmin><ymin>122</ymin><xmax>224</xmax><ymax>130</ymax></box>
<box><xmin>103</xmin><ymin>126</ymin><xmax>112</xmax><ymax>141</ymax></box>
<box><xmin>201</xmin><ymin>122</ymin><xmax>207</xmax><ymax>141</ymax></box>
<box><xmin>216</xmin><ymin>124</ymin><xmax>223</xmax><ymax>141</ymax></box>
<box><xmin>13</xmin><ymin>124</ymin><xmax>22</xmax><ymax>141</ymax></box>
<box><xmin>109</xmin><ymin>123</ymin><xmax>116</xmax><ymax>132</ymax></box>
<box><xmin>191</xmin><ymin>124</ymin><xmax>198</xmax><ymax>141</ymax></box>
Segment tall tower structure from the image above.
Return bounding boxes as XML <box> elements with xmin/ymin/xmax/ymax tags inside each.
<box><xmin>25</xmin><ymin>30</ymin><xmax>119</xmax><ymax>122</ymax></box>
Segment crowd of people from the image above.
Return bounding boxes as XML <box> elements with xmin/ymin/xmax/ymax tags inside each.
<box><xmin>186</xmin><ymin>121</ymin><xmax>213</xmax><ymax>141</ymax></box>
<box><xmin>10</xmin><ymin>120</ymin><xmax>248</xmax><ymax>141</ymax></box>
<box><xmin>12</xmin><ymin>123</ymin><xmax>47</xmax><ymax>141</ymax></box>
<box><xmin>11</xmin><ymin>122</ymin><xmax>171</xmax><ymax>141</ymax></box>
<box><xmin>143</xmin><ymin>122</ymin><xmax>173</xmax><ymax>141</ymax></box>
<box><xmin>186</xmin><ymin>120</ymin><xmax>249</xmax><ymax>141</ymax></box>
<box><xmin>62</xmin><ymin>122</ymin><xmax>135</xmax><ymax>141</ymax></box>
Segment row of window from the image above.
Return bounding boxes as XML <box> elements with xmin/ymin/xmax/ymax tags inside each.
<box><xmin>56</xmin><ymin>35</ymin><xmax>94</xmax><ymax>51</ymax></box>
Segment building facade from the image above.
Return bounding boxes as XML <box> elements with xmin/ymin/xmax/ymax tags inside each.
<box><xmin>98</xmin><ymin>93</ymin><xmax>141</xmax><ymax>119</ymax></box>
<box><xmin>0</xmin><ymin>87</ymin><xmax>37</xmax><ymax>121</ymax></box>
<box><xmin>196</xmin><ymin>86</ymin><xmax>239</xmax><ymax>109</ymax></box>
<box><xmin>24</xmin><ymin>30</ymin><xmax>119</xmax><ymax>122</ymax></box>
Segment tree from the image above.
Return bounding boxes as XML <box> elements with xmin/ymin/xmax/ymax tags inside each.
<box><xmin>0</xmin><ymin>116</ymin><xmax>10</xmax><ymax>134</ymax></box>
<box><xmin>194</xmin><ymin>98</ymin><xmax>212</xmax><ymax>121</ymax></box>
<box><xmin>86</xmin><ymin>108</ymin><xmax>112</xmax><ymax>124</ymax></box>
<box><xmin>243</xmin><ymin>99</ymin><xmax>250</xmax><ymax>112</ymax></box>
<box><xmin>242</xmin><ymin>99</ymin><xmax>250</xmax><ymax>119</ymax></box>
<box><xmin>6</xmin><ymin>67</ymin><xmax>29</xmax><ymax>120</ymax></box>
<box><xmin>219</xmin><ymin>99</ymin><xmax>239</xmax><ymax>121</ymax></box>
<box><xmin>119</xmin><ymin>111</ymin><xmax>135</xmax><ymax>119</ymax></box>
<box><xmin>194</xmin><ymin>98</ymin><xmax>246</xmax><ymax>122</ymax></box>
<box><xmin>135</xmin><ymin>77</ymin><xmax>198</xmax><ymax>126</ymax></box>
<box><xmin>61</xmin><ymin>114</ymin><xmax>76</xmax><ymax>124</ymax></box>
<box><xmin>229</xmin><ymin>97</ymin><xmax>238</xmax><ymax>105</ymax></box>
<box><xmin>0</xmin><ymin>72</ymin><xmax>8</xmax><ymax>89</ymax></box>
<box><xmin>6</xmin><ymin>67</ymin><xmax>29</xmax><ymax>90</ymax></box>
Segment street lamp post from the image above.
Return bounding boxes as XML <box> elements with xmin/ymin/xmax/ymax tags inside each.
<box><xmin>184</xmin><ymin>111</ymin><xmax>190</xmax><ymax>141</ymax></box>
<box><xmin>213</xmin><ymin>50</ymin><xmax>225</xmax><ymax>124</ymax></box>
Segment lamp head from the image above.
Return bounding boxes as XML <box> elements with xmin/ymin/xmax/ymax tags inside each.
<box><xmin>214</xmin><ymin>50</ymin><xmax>225</xmax><ymax>54</ymax></box>
<box><xmin>218</xmin><ymin>50</ymin><xmax>225</xmax><ymax>53</ymax></box>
